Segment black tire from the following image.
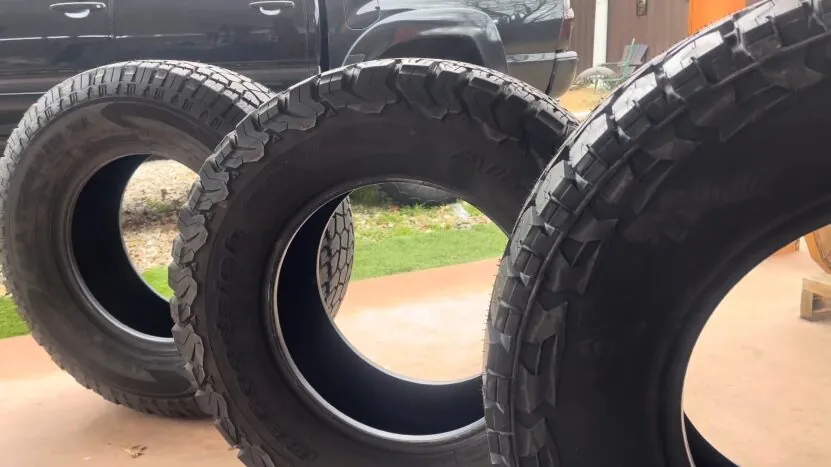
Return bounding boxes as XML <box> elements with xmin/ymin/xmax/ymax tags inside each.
<box><xmin>377</xmin><ymin>182</ymin><xmax>458</xmax><ymax>207</ymax></box>
<box><xmin>0</xmin><ymin>60</ymin><xmax>353</xmax><ymax>418</ymax></box>
<box><xmin>374</xmin><ymin>45</ymin><xmax>486</xmax><ymax>207</ymax></box>
<box><xmin>170</xmin><ymin>58</ymin><xmax>578</xmax><ymax>466</ymax></box>
<box><xmin>318</xmin><ymin>200</ymin><xmax>355</xmax><ymax>312</ymax></box>
<box><xmin>484</xmin><ymin>2</ymin><xmax>831</xmax><ymax>466</ymax></box>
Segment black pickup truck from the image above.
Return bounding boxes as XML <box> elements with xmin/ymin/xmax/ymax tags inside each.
<box><xmin>0</xmin><ymin>0</ymin><xmax>577</xmax><ymax>144</ymax></box>
<box><xmin>0</xmin><ymin>0</ymin><xmax>577</xmax><ymax>203</ymax></box>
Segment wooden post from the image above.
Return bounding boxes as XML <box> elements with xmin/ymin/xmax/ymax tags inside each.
<box><xmin>805</xmin><ymin>228</ymin><xmax>831</xmax><ymax>273</ymax></box>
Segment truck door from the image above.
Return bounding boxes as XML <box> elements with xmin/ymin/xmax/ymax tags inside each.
<box><xmin>112</xmin><ymin>0</ymin><xmax>317</xmax><ymax>92</ymax></box>
<box><xmin>0</xmin><ymin>0</ymin><xmax>114</xmax><ymax>137</ymax></box>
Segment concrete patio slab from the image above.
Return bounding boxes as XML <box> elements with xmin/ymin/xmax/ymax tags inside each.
<box><xmin>1</xmin><ymin>254</ymin><xmax>830</xmax><ymax>466</ymax></box>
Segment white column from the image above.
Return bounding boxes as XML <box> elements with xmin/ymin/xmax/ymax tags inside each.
<box><xmin>592</xmin><ymin>0</ymin><xmax>609</xmax><ymax>67</ymax></box>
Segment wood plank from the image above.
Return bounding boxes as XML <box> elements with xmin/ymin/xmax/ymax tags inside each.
<box><xmin>804</xmin><ymin>227</ymin><xmax>831</xmax><ymax>274</ymax></box>
<box><xmin>800</xmin><ymin>275</ymin><xmax>831</xmax><ymax>321</ymax></box>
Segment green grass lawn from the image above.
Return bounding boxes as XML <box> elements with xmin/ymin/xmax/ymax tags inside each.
<box><xmin>0</xmin><ymin>198</ymin><xmax>507</xmax><ymax>339</ymax></box>
<box><xmin>0</xmin><ymin>298</ymin><xmax>27</xmax><ymax>339</ymax></box>
<box><xmin>348</xmin><ymin>195</ymin><xmax>507</xmax><ymax>278</ymax></box>
<box><xmin>352</xmin><ymin>223</ymin><xmax>504</xmax><ymax>279</ymax></box>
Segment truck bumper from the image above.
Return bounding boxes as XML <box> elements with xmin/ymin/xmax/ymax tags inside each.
<box><xmin>506</xmin><ymin>50</ymin><xmax>578</xmax><ymax>99</ymax></box>
<box><xmin>547</xmin><ymin>50</ymin><xmax>578</xmax><ymax>99</ymax></box>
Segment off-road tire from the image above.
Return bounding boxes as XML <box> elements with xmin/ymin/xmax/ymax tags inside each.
<box><xmin>0</xmin><ymin>60</ymin><xmax>353</xmax><ymax>418</ymax></box>
<box><xmin>373</xmin><ymin>41</ymin><xmax>490</xmax><ymax>207</ymax></box>
<box><xmin>378</xmin><ymin>182</ymin><xmax>458</xmax><ymax>207</ymax></box>
<box><xmin>318</xmin><ymin>201</ymin><xmax>355</xmax><ymax>311</ymax></box>
<box><xmin>484</xmin><ymin>2</ymin><xmax>831</xmax><ymax>466</ymax></box>
<box><xmin>170</xmin><ymin>58</ymin><xmax>578</xmax><ymax>466</ymax></box>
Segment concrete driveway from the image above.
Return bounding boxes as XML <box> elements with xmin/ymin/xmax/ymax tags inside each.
<box><xmin>2</xmin><ymin>255</ymin><xmax>831</xmax><ymax>466</ymax></box>
<box><xmin>0</xmin><ymin>336</ymin><xmax>237</xmax><ymax>466</ymax></box>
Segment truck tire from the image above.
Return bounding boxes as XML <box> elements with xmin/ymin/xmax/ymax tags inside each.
<box><xmin>0</xmin><ymin>60</ymin><xmax>353</xmax><ymax>418</ymax></box>
<box><xmin>484</xmin><ymin>2</ymin><xmax>831</xmax><ymax>466</ymax></box>
<box><xmin>378</xmin><ymin>181</ymin><xmax>458</xmax><ymax>207</ymax></box>
<box><xmin>318</xmin><ymin>201</ymin><xmax>355</xmax><ymax>311</ymax></box>
<box><xmin>169</xmin><ymin>58</ymin><xmax>578</xmax><ymax>466</ymax></box>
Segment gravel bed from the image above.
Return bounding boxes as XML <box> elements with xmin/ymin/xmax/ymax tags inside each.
<box><xmin>0</xmin><ymin>160</ymin><xmax>196</xmax><ymax>295</ymax></box>
<box><xmin>120</xmin><ymin>160</ymin><xmax>198</xmax><ymax>272</ymax></box>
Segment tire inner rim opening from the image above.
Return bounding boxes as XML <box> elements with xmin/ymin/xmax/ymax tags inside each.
<box><xmin>270</xmin><ymin>186</ymin><xmax>490</xmax><ymax>441</ymax></box>
<box><xmin>70</xmin><ymin>154</ymin><xmax>175</xmax><ymax>342</ymax></box>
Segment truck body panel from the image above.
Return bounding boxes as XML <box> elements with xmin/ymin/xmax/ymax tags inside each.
<box><xmin>0</xmin><ymin>0</ymin><xmax>576</xmax><ymax>141</ymax></box>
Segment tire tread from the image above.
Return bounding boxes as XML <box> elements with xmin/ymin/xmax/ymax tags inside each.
<box><xmin>169</xmin><ymin>58</ymin><xmax>578</xmax><ymax>466</ymax></box>
<box><xmin>483</xmin><ymin>2</ymin><xmax>831</xmax><ymax>465</ymax></box>
<box><xmin>0</xmin><ymin>60</ymin><xmax>349</xmax><ymax>418</ymax></box>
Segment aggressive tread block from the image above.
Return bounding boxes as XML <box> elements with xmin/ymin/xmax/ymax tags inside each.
<box><xmin>482</xmin><ymin>1</ymin><xmax>831</xmax><ymax>465</ymax></box>
<box><xmin>169</xmin><ymin>57</ymin><xmax>579</xmax><ymax>467</ymax></box>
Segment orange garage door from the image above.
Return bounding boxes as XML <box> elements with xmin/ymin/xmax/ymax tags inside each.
<box><xmin>689</xmin><ymin>0</ymin><xmax>746</xmax><ymax>33</ymax></box>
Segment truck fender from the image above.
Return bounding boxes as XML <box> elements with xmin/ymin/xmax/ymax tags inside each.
<box><xmin>343</xmin><ymin>8</ymin><xmax>509</xmax><ymax>74</ymax></box>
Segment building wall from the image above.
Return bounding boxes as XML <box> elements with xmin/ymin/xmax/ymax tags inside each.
<box><xmin>606</xmin><ymin>0</ymin><xmax>689</xmax><ymax>64</ymax></box>
<box><xmin>568</xmin><ymin>0</ymin><xmax>761</xmax><ymax>73</ymax></box>
<box><xmin>570</xmin><ymin>0</ymin><xmax>596</xmax><ymax>72</ymax></box>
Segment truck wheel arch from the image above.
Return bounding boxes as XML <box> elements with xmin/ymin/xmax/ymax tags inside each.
<box><xmin>378</xmin><ymin>36</ymin><xmax>484</xmax><ymax>65</ymax></box>
<box><xmin>342</xmin><ymin>8</ymin><xmax>509</xmax><ymax>73</ymax></box>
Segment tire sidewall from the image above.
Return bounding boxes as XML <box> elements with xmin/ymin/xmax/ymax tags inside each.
<box><xmin>3</xmin><ymin>98</ymin><xmax>220</xmax><ymax>396</ymax></box>
<box><xmin>518</xmin><ymin>83</ymin><xmax>831</xmax><ymax>466</ymax></box>
<box><xmin>192</xmin><ymin>106</ymin><xmax>541</xmax><ymax>465</ymax></box>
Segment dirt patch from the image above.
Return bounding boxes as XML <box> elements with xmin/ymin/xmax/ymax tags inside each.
<box><xmin>559</xmin><ymin>87</ymin><xmax>609</xmax><ymax>115</ymax></box>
